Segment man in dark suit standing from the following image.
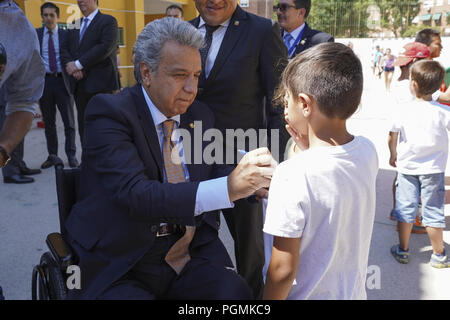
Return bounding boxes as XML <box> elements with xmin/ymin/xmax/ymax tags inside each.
<box><xmin>190</xmin><ymin>0</ymin><xmax>288</xmax><ymax>299</ymax></box>
<box><xmin>61</xmin><ymin>0</ymin><xmax>118</xmax><ymax>143</ymax></box>
<box><xmin>276</xmin><ymin>0</ymin><xmax>334</xmax><ymax>59</ymax></box>
<box><xmin>37</xmin><ymin>2</ymin><xmax>78</xmax><ymax>169</ymax></box>
<box><xmin>65</xmin><ymin>18</ymin><xmax>276</xmax><ymax>300</ymax></box>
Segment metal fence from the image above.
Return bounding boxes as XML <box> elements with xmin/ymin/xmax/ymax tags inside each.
<box><xmin>265</xmin><ymin>0</ymin><xmax>427</xmax><ymax>38</ymax></box>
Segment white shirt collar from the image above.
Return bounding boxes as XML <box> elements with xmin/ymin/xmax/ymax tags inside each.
<box><xmin>45</xmin><ymin>25</ymin><xmax>59</xmax><ymax>34</ymax></box>
<box><xmin>198</xmin><ymin>16</ymin><xmax>231</xmax><ymax>29</ymax></box>
<box><xmin>84</xmin><ymin>8</ymin><xmax>99</xmax><ymax>21</ymax></box>
<box><xmin>284</xmin><ymin>22</ymin><xmax>305</xmax><ymax>40</ymax></box>
<box><xmin>141</xmin><ymin>86</ymin><xmax>180</xmax><ymax>128</ymax></box>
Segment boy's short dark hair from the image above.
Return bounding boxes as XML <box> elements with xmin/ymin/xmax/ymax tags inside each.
<box><xmin>278</xmin><ymin>42</ymin><xmax>363</xmax><ymax>120</ymax></box>
<box><xmin>40</xmin><ymin>2</ymin><xmax>60</xmax><ymax>17</ymax></box>
<box><xmin>410</xmin><ymin>60</ymin><xmax>445</xmax><ymax>97</ymax></box>
<box><xmin>293</xmin><ymin>0</ymin><xmax>311</xmax><ymax>18</ymax></box>
<box><xmin>415</xmin><ymin>29</ymin><xmax>441</xmax><ymax>46</ymax></box>
<box><xmin>166</xmin><ymin>4</ymin><xmax>183</xmax><ymax>17</ymax></box>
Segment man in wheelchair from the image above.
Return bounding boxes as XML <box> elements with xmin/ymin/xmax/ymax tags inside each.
<box><xmin>34</xmin><ymin>18</ymin><xmax>277</xmax><ymax>300</ymax></box>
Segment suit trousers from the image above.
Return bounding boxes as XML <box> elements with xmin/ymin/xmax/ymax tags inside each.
<box><xmin>223</xmin><ymin>199</ymin><xmax>264</xmax><ymax>299</ymax></box>
<box><xmin>74</xmin><ymin>81</ymin><xmax>96</xmax><ymax>144</ymax></box>
<box><xmin>98</xmin><ymin>233</ymin><xmax>253</xmax><ymax>300</ymax></box>
<box><xmin>0</xmin><ymin>103</ymin><xmax>26</xmax><ymax>177</ymax></box>
<box><xmin>40</xmin><ymin>74</ymin><xmax>76</xmax><ymax>160</ymax></box>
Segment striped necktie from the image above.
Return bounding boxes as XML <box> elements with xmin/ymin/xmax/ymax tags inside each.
<box><xmin>162</xmin><ymin>120</ymin><xmax>196</xmax><ymax>275</ymax></box>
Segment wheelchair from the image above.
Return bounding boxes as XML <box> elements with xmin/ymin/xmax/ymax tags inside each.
<box><xmin>31</xmin><ymin>158</ymin><xmax>79</xmax><ymax>300</ymax></box>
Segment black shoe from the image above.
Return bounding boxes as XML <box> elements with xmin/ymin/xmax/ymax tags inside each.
<box><xmin>68</xmin><ymin>158</ymin><xmax>79</xmax><ymax>168</ymax></box>
<box><xmin>20</xmin><ymin>167</ymin><xmax>42</xmax><ymax>176</ymax></box>
<box><xmin>41</xmin><ymin>156</ymin><xmax>57</xmax><ymax>169</ymax></box>
<box><xmin>4</xmin><ymin>174</ymin><xmax>34</xmax><ymax>184</ymax></box>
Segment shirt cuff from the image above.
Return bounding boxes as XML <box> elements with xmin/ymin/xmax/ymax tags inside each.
<box><xmin>75</xmin><ymin>60</ymin><xmax>84</xmax><ymax>70</ymax></box>
<box><xmin>194</xmin><ymin>176</ymin><xmax>234</xmax><ymax>216</ymax></box>
<box><xmin>432</xmin><ymin>90</ymin><xmax>441</xmax><ymax>102</ymax></box>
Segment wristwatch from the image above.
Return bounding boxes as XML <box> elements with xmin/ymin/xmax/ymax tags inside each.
<box><xmin>0</xmin><ymin>145</ymin><xmax>10</xmax><ymax>168</ymax></box>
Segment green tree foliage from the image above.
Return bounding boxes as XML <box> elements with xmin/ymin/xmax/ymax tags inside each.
<box><xmin>306</xmin><ymin>0</ymin><xmax>420</xmax><ymax>38</ymax></box>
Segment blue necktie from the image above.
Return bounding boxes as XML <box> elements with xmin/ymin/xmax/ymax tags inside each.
<box><xmin>79</xmin><ymin>18</ymin><xmax>88</xmax><ymax>41</ymax></box>
<box><xmin>283</xmin><ymin>33</ymin><xmax>293</xmax><ymax>50</ymax></box>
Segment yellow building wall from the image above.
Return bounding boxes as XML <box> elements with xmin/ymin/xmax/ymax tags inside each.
<box><xmin>22</xmin><ymin>0</ymin><xmax>144</xmax><ymax>87</ymax></box>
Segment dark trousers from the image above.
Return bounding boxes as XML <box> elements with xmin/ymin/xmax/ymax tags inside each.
<box><xmin>223</xmin><ymin>199</ymin><xmax>265</xmax><ymax>299</ymax></box>
<box><xmin>40</xmin><ymin>74</ymin><xmax>76</xmax><ymax>160</ymax></box>
<box><xmin>75</xmin><ymin>81</ymin><xmax>114</xmax><ymax>144</ymax></box>
<box><xmin>0</xmin><ymin>104</ymin><xmax>26</xmax><ymax>177</ymax></box>
<box><xmin>74</xmin><ymin>82</ymin><xmax>95</xmax><ymax>144</ymax></box>
<box><xmin>98</xmin><ymin>234</ymin><xmax>252</xmax><ymax>300</ymax></box>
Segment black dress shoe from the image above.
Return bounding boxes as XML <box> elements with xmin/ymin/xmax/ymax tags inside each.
<box><xmin>68</xmin><ymin>158</ymin><xmax>79</xmax><ymax>168</ymax></box>
<box><xmin>4</xmin><ymin>174</ymin><xmax>34</xmax><ymax>184</ymax></box>
<box><xmin>20</xmin><ymin>167</ymin><xmax>42</xmax><ymax>176</ymax></box>
<box><xmin>41</xmin><ymin>158</ymin><xmax>56</xmax><ymax>169</ymax></box>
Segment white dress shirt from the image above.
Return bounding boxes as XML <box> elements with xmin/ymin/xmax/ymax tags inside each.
<box><xmin>42</xmin><ymin>25</ymin><xmax>62</xmax><ymax>73</ymax></box>
<box><xmin>141</xmin><ymin>86</ymin><xmax>234</xmax><ymax>216</ymax></box>
<box><xmin>197</xmin><ymin>17</ymin><xmax>231</xmax><ymax>79</ymax></box>
<box><xmin>75</xmin><ymin>8</ymin><xmax>99</xmax><ymax>70</ymax></box>
<box><xmin>283</xmin><ymin>23</ymin><xmax>305</xmax><ymax>57</ymax></box>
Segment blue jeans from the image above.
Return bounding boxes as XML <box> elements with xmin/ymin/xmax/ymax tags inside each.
<box><xmin>393</xmin><ymin>173</ymin><xmax>446</xmax><ymax>228</ymax></box>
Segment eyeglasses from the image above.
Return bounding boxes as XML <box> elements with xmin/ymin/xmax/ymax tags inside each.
<box><xmin>273</xmin><ymin>3</ymin><xmax>297</xmax><ymax>12</ymax></box>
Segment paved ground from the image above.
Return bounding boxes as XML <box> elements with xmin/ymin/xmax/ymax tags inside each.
<box><xmin>0</xmin><ymin>64</ymin><xmax>449</xmax><ymax>300</ymax></box>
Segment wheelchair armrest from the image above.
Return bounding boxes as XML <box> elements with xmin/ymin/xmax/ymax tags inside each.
<box><xmin>46</xmin><ymin>233</ymin><xmax>76</xmax><ymax>270</ymax></box>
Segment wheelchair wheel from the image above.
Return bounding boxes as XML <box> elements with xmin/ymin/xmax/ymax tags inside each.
<box><xmin>32</xmin><ymin>252</ymin><xmax>67</xmax><ymax>300</ymax></box>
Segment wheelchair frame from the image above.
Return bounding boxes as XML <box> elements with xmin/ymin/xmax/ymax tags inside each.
<box><xmin>31</xmin><ymin>160</ymin><xmax>79</xmax><ymax>300</ymax></box>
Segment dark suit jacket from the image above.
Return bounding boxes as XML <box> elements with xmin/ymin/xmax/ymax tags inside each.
<box><xmin>36</xmin><ymin>27</ymin><xmax>72</xmax><ymax>95</ymax></box>
<box><xmin>60</xmin><ymin>11</ymin><xmax>119</xmax><ymax>95</ymax></box>
<box><xmin>190</xmin><ymin>6</ymin><xmax>289</xmax><ymax>163</ymax></box>
<box><xmin>65</xmin><ymin>84</ymin><xmax>233</xmax><ymax>299</ymax></box>
<box><xmin>285</xmin><ymin>23</ymin><xmax>334</xmax><ymax>58</ymax></box>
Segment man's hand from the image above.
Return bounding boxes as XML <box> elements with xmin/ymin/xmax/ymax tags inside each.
<box><xmin>254</xmin><ymin>188</ymin><xmax>269</xmax><ymax>202</ymax></box>
<box><xmin>227</xmin><ymin>148</ymin><xmax>277</xmax><ymax>202</ymax></box>
<box><xmin>66</xmin><ymin>61</ymin><xmax>79</xmax><ymax>76</ymax></box>
<box><xmin>73</xmin><ymin>70</ymin><xmax>84</xmax><ymax>81</ymax></box>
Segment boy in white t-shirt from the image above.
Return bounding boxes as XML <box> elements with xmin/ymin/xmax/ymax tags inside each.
<box><xmin>263</xmin><ymin>43</ymin><xmax>379</xmax><ymax>300</ymax></box>
<box><xmin>389</xmin><ymin>60</ymin><xmax>450</xmax><ymax>268</ymax></box>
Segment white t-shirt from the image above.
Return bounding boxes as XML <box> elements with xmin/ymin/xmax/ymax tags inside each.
<box><xmin>390</xmin><ymin>100</ymin><xmax>450</xmax><ymax>175</ymax></box>
<box><xmin>391</xmin><ymin>80</ymin><xmax>413</xmax><ymax>106</ymax></box>
<box><xmin>263</xmin><ymin>136</ymin><xmax>379</xmax><ymax>300</ymax></box>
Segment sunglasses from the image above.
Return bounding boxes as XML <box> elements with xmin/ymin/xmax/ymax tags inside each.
<box><xmin>273</xmin><ymin>3</ymin><xmax>297</xmax><ymax>12</ymax></box>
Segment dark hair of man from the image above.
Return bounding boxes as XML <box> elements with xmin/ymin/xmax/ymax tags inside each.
<box><xmin>293</xmin><ymin>0</ymin><xmax>311</xmax><ymax>18</ymax></box>
<box><xmin>40</xmin><ymin>2</ymin><xmax>59</xmax><ymax>17</ymax></box>
<box><xmin>415</xmin><ymin>29</ymin><xmax>441</xmax><ymax>46</ymax></box>
<box><xmin>410</xmin><ymin>60</ymin><xmax>445</xmax><ymax>97</ymax></box>
<box><xmin>277</xmin><ymin>42</ymin><xmax>363</xmax><ymax>120</ymax></box>
<box><xmin>166</xmin><ymin>4</ymin><xmax>183</xmax><ymax>17</ymax></box>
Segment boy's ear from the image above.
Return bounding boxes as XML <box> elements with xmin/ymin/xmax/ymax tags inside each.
<box><xmin>297</xmin><ymin>93</ymin><xmax>313</xmax><ymax>117</ymax></box>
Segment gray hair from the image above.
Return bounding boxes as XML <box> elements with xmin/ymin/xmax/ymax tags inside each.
<box><xmin>133</xmin><ymin>17</ymin><xmax>204</xmax><ymax>83</ymax></box>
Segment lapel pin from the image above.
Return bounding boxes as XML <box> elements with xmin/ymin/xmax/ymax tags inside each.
<box><xmin>300</xmin><ymin>39</ymin><xmax>306</xmax><ymax>45</ymax></box>
<box><xmin>234</xmin><ymin>21</ymin><xmax>240</xmax><ymax>26</ymax></box>
<box><xmin>189</xmin><ymin>122</ymin><xmax>195</xmax><ymax>129</ymax></box>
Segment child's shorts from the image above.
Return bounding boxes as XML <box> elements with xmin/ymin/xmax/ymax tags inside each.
<box><xmin>392</xmin><ymin>173</ymin><xmax>446</xmax><ymax>228</ymax></box>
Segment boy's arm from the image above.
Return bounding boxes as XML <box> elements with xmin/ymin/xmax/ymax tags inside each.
<box><xmin>263</xmin><ymin>236</ymin><xmax>301</xmax><ymax>300</ymax></box>
<box><xmin>388</xmin><ymin>131</ymin><xmax>398</xmax><ymax>168</ymax></box>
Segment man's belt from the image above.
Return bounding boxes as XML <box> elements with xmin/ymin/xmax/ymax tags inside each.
<box><xmin>156</xmin><ymin>224</ymin><xmax>184</xmax><ymax>237</ymax></box>
<box><xmin>46</xmin><ymin>72</ymin><xmax>62</xmax><ymax>77</ymax></box>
